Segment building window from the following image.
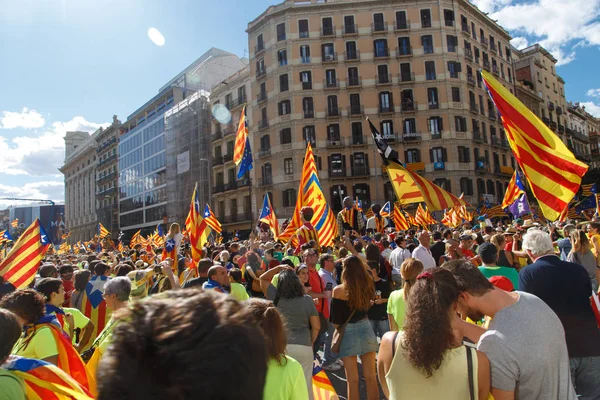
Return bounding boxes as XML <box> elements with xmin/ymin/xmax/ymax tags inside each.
<box><xmin>322</xmin><ymin>17</ymin><xmax>334</xmax><ymax>36</ymax></box>
<box><xmin>458</xmin><ymin>146</ymin><xmax>471</xmax><ymax>163</ymax></box>
<box><xmin>381</xmin><ymin>120</ymin><xmax>394</xmax><ymax>139</ymax></box>
<box><xmin>298</xmin><ymin>19</ymin><xmax>309</xmax><ymax>38</ymax></box>
<box><xmin>405</xmin><ymin>148</ymin><xmax>420</xmax><ymax>163</ymax></box>
<box><xmin>344</xmin><ymin>15</ymin><xmax>356</xmax><ymax>34</ymax></box>
<box><xmin>425</xmin><ymin>61</ymin><xmax>436</xmax><ymax>80</ymax></box>
<box><xmin>379</xmin><ymin>91</ymin><xmax>393</xmax><ymax>112</ymax></box>
<box><xmin>353</xmin><ymin>183</ymin><xmax>371</xmax><ymax>209</ymax></box>
<box><xmin>430</xmin><ymin>147</ymin><xmax>446</xmax><ymax>163</ymax></box>
<box><xmin>300</xmin><ymin>45</ymin><xmax>310</xmax><ymax>63</ymax></box>
<box><xmin>329</xmin><ymin>154</ymin><xmax>344</xmax><ymax>176</ymax></box>
<box><xmin>278</xmin><ymin>100</ymin><xmax>291</xmax><ymax>116</ymax></box>
<box><xmin>303</xmin><ymin>97</ymin><xmax>314</xmax><ymax>118</ymax></box>
<box><xmin>448</xmin><ymin>61</ymin><xmax>461</xmax><ymax>78</ymax></box>
<box><xmin>377</xmin><ymin>64</ymin><xmax>389</xmax><ymax>83</ymax></box>
<box><xmin>397</xmin><ymin>37</ymin><xmax>411</xmax><ymax>55</ymax></box>
<box><xmin>444</xmin><ymin>9</ymin><xmax>455</xmax><ymax>26</ymax></box>
<box><xmin>327</xmin><ymin>124</ymin><xmax>340</xmax><ymax>141</ymax></box>
<box><xmin>279</xmin><ymin>74</ymin><xmax>289</xmax><ymax>92</ymax></box>
<box><xmin>373</xmin><ymin>13</ymin><xmax>385</xmax><ymax>31</ymax></box>
<box><xmin>460</xmin><ymin>177</ymin><xmax>474</xmax><ymax>195</ymax></box>
<box><xmin>451</xmin><ymin>87</ymin><xmax>461</xmax><ymax>102</ymax></box>
<box><xmin>260</xmin><ymin>135</ymin><xmax>270</xmax><ymax>151</ymax></box>
<box><xmin>351</xmin><ymin>152</ymin><xmax>369</xmax><ymax>175</ymax></box>
<box><xmin>256</xmin><ymin>34</ymin><xmax>264</xmax><ymax>51</ymax></box>
<box><xmin>396</xmin><ymin>11</ymin><xmax>408</xmax><ymax>29</ymax></box>
<box><xmin>345</xmin><ymin>41</ymin><xmax>358</xmax><ymax>60</ymax></box>
<box><xmin>238</xmin><ymin>86</ymin><xmax>246</xmax><ymax>103</ymax></box>
<box><xmin>403</xmin><ymin>118</ymin><xmax>417</xmax><ymax>135</ymax></box>
<box><xmin>278</xmin><ymin>49</ymin><xmax>287</xmax><ymax>66</ymax></box>
<box><xmin>325</xmin><ymin>69</ymin><xmax>337</xmax><ymax>87</ymax></box>
<box><xmin>284</xmin><ymin>158</ymin><xmax>293</xmax><ymax>175</ymax></box>
<box><xmin>399</xmin><ymin>63</ymin><xmax>412</xmax><ymax>82</ymax></box>
<box><xmin>427</xmin><ymin>87</ymin><xmax>439</xmax><ymax>109</ymax></box>
<box><xmin>349</xmin><ymin>93</ymin><xmax>361</xmax><ymax>114</ymax></box>
<box><xmin>302</xmin><ymin>125</ymin><xmax>316</xmax><ymax>145</ymax></box>
<box><xmin>429</xmin><ymin>116</ymin><xmax>443</xmax><ymax>134</ymax></box>
<box><xmin>351</xmin><ymin>122</ymin><xmax>364</xmax><ymax>144</ymax></box>
<box><xmin>327</xmin><ymin>95</ymin><xmax>339</xmax><ymax>115</ymax></box>
<box><xmin>256</xmin><ymin>58</ymin><xmax>265</xmax><ymax>74</ymax></box>
<box><xmin>422</xmin><ymin>35</ymin><xmax>433</xmax><ymax>54</ymax></box>
<box><xmin>282</xmin><ymin>188</ymin><xmax>296</xmax><ymax>207</ymax></box>
<box><xmin>421</xmin><ymin>9</ymin><xmax>431</xmax><ymax>28</ymax></box>
<box><xmin>300</xmin><ymin>71</ymin><xmax>312</xmax><ymax>89</ymax></box>
<box><xmin>277</xmin><ymin>23</ymin><xmax>286</xmax><ymax>41</ymax></box>
<box><xmin>280</xmin><ymin>128</ymin><xmax>292</xmax><ymax>144</ymax></box>
<box><xmin>455</xmin><ymin>116</ymin><xmax>467</xmax><ymax>132</ymax></box>
<box><xmin>374</xmin><ymin>39</ymin><xmax>388</xmax><ymax>57</ymax></box>
<box><xmin>322</xmin><ymin>43</ymin><xmax>335</xmax><ymax>61</ymax></box>
<box><xmin>446</xmin><ymin>35</ymin><xmax>458</xmax><ymax>52</ymax></box>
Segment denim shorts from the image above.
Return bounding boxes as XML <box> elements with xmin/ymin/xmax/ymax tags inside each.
<box><xmin>338</xmin><ymin>318</ymin><xmax>379</xmax><ymax>358</ymax></box>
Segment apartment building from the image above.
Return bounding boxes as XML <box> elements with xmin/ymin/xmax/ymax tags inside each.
<box><xmin>60</xmin><ymin>130</ymin><xmax>99</xmax><ymax>242</ymax></box>
<box><xmin>566</xmin><ymin>103</ymin><xmax>592</xmax><ymax>163</ymax></box>
<box><xmin>590</xmin><ymin>130</ymin><xmax>600</xmax><ymax>172</ymax></box>
<box><xmin>95</xmin><ymin>115</ymin><xmax>121</xmax><ymax>239</ymax></box>
<box><xmin>245</xmin><ymin>0</ymin><xmax>516</xmax><ymax>222</ymax></box>
<box><xmin>210</xmin><ymin>64</ymin><xmax>255</xmax><ymax>233</ymax></box>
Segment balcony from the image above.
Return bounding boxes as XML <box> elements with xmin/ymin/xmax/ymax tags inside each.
<box><xmin>376</xmin><ymin>74</ymin><xmax>392</xmax><ymax>85</ymax></box>
<box><xmin>223</xmin><ymin>128</ymin><xmax>235</xmax><ymax>137</ymax></box>
<box><xmin>213</xmin><ymin>184</ymin><xmax>225</xmax><ymax>193</ymax></box>
<box><xmin>223</xmin><ymin>153</ymin><xmax>233</xmax><ymax>163</ymax></box>
<box><xmin>491</xmin><ymin>136</ymin><xmax>501</xmax><ymax>147</ymax></box>
<box><xmin>558</xmin><ymin>124</ymin><xmax>565</xmax><ymax>134</ymax></box>
<box><xmin>347</xmin><ymin>105</ymin><xmax>364</xmax><ymax>116</ymax></box>
<box><xmin>548</xmin><ymin>102</ymin><xmax>555</xmax><ymax>111</ymax></box>
<box><xmin>323</xmin><ymin>79</ymin><xmax>339</xmax><ymax>90</ymax></box>
<box><xmin>394</xmin><ymin>20</ymin><xmax>410</xmax><ymax>31</ymax></box>
<box><xmin>321</xmin><ymin>26</ymin><xmax>336</xmax><ymax>37</ymax></box>
<box><xmin>347</xmin><ymin>76</ymin><xmax>361</xmax><ymax>87</ymax></box>
<box><xmin>371</xmin><ymin>22</ymin><xmax>388</xmax><ymax>33</ymax></box>
<box><xmin>431</xmin><ymin>132</ymin><xmax>442</xmax><ymax>140</ymax></box>
<box><xmin>473</xmin><ymin>131</ymin><xmax>485</xmax><ymax>143</ymax></box>
<box><xmin>461</xmin><ymin>23</ymin><xmax>471</xmax><ymax>35</ymax></box>
<box><xmin>256</xmin><ymin>68</ymin><xmax>266</xmax><ymax>79</ymax></box>
<box><xmin>96</xmin><ymin>137</ymin><xmax>117</xmax><ymax>153</ymax></box>
<box><xmin>322</xmin><ymin>52</ymin><xmax>338</xmax><ymax>63</ymax></box>
<box><xmin>481</xmin><ymin>36</ymin><xmax>488</xmax><ymax>47</ymax></box>
<box><xmin>395</xmin><ymin>46</ymin><xmax>412</xmax><ymax>58</ymax></box>
<box><xmin>556</xmin><ymin>106</ymin><xmax>563</xmax><ymax>115</ymax></box>
<box><xmin>351</xmin><ymin>165</ymin><xmax>370</xmax><ymax>176</ymax></box>
<box><xmin>258</xmin><ymin>176</ymin><xmax>273</xmax><ymax>187</ymax></box>
<box><xmin>224</xmin><ymin>182</ymin><xmax>238</xmax><ymax>192</ymax></box>
<box><xmin>255</xmin><ymin>44</ymin><xmax>265</xmax><ymax>55</ymax></box>
<box><xmin>428</xmin><ymin>102</ymin><xmax>439</xmax><ymax>110</ymax></box>
<box><xmin>257</xmin><ymin>92</ymin><xmax>268</xmax><ymax>103</ymax></box>
<box><xmin>433</xmin><ymin>161</ymin><xmax>445</xmax><ymax>171</ymax></box>
<box><xmin>379</xmin><ymin>103</ymin><xmax>395</xmax><ymax>114</ymax></box>
<box><xmin>373</xmin><ymin>47</ymin><xmax>390</xmax><ymax>59</ymax></box>
<box><xmin>98</xmin><ymin>154</ymin><xmax>117</xmax><ymax>167</ymax></box>
<box><xmin>343</xmin><ymin>24</ymin><xmax>358</xmax><ymax>36</ymax></box>
<box><xmin>303</xmin><ymin>110</ymin><xmax>315</xmax><ymax>119</ymax></box>
<box><xmin>344</xmin><ymin>50</ymin><xmax>360</xmax><ymax>62</ymax></box>
<box><xmin>490</xmin><ymin>42</ymin><xmax>497</xmax><ymax>53</ymax></box>
<box><xmin>326</xmin><ymin>138</ymin><xmax>345</xmax><ymax>148</ymax></box>
<box><xmin>401</xmin><ymin>100</ymin><xmax>417</xmax><ymax>112</ymax></box>
<box><xmin>470</xmin><ymin>101</ymin><xmax>479</xmax><ymax>113</ymax></box>
<box><xmin>350</xmin><ymin>135</ymin><xmax>367</xmax><ymax>146</ymax></box>
<box><xmin>483</xmin><ymin>60</ymin><xmax>491</xmax><ymax>71</ymax></box>
<box><xmin>213</xmin><ymin>156</ymin><xmax>223</xmax><ymax>166</ymax></box>
<box><xmin>499</xmin><ymin>166</ymin><xmax>514</xmax><ymax>177</ymax></box>
<box><xmin>467</xmin><ymin>74</ymin><xmax>476</xmax><ymax>86</ymax></box>
<box><xmin>329</xmin><ymin>169</ymin><xmax>347</xmax><ymax>178</ymax></box>
<box><xmin>96</xmin><ymin>171</ymin><xmax>117</xmax><ymax>184</ymax></box>
<box><xmin>465</xmin><ymin>48</ymin><xmax>473</xmax><ymax>61</ymax></box>
<box><xmin>259</xmin><ymin>119</ymin><xmax>269</xmax><ymax>130</ymax></box>
<box><xmin>325</xmin><ymin>106</ymin><xmax>341</xmax><ymax>118</ymax></box>
<box><xmin>542</xmin><ymin>117</ymin><xmax>550</xmax><ymax>125</ymax></box>
<box><xmin>257</xmin><ymin>148</ymin><xmax>271</xmax><ymax>159</ymax></box>
<box><xmin>501</xmin><ymin>139</ymin><xmax>509</xmax><ymax>149</ymax></box>
<box><xmin>475</xmin><ymin>161</ymin><xmax>490</xmax><ymax>173</ymax></box>
<box><xmin>488</xmin><ymin>112</ymin><xmax>497</xmax><ymax>121</ymax></box>
<box><xmin>398</xmin><ymin>72</ymin><xmax>415</xmax><ymax>83</ymax></box>
<box><xmin>403</xmin><ymin>132</ymin><xmax>421</xmax><ymax>142</ymax></box>
<box><xmin>492</xmin><ymin>65</ymin><xmax>499</xmax><ymax>75</ymax></box>
<box><xmin>549</xmin><ymin>121</ymin><xmax>557</xmax><ymax>131</ymax></box>
<box><xmin>212</xmin><ymin>131</ymin><xmax>223</xmax><ymax>142</ymax></box>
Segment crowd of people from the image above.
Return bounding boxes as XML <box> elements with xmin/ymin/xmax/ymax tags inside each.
<box><xmin>1</xmin><ymin>198</ymin><xmax>600</xmax><ymax>400</ymax></box>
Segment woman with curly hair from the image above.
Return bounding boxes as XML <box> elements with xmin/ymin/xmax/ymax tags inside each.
<box><xmin>330</xmin><ymin>256</ymin><xmax>378</xmax><ymax>400</ymax></box>
<box><xmin>377</xmin><ymin>268</ymin><xmax>491</xmax><ymax>399</ymax></box>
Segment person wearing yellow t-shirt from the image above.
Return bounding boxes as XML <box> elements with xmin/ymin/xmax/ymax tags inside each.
<box><xmin>228</xmin><ymin>268</ymin><xmax>249</xmax><ymax>302</ymax></box>
<box><xmin>34</xmin><ymin>277</ymin><xmax>95</xmax><ymax>353</ymax></box>
<box><xmin>0</xmin><ymin>309</ymin><xmax>26</xmax><ymax>400</ymax></box>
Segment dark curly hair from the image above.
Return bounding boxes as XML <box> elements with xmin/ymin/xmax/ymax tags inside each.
<box><xmin>97</xmin><ymin>290</ymin><xmax>268</xmax><ymax>400</ymax></box>
<box><xmin>402</xmin><ymin>268</ymin><xmax>460</xmax><ymax>377</ymax></box>
<box><xmin>0</xmin><ymin>309</ymin><xmax>22</xmax><ymax>363</ymax></box>
<box><xmin>275</xmin><ymin>270</ymin><xmax>304</xmax><ymax>300</ymax></box>
<box><xmin>0</xmin><ymin>289</ymin><xmax>46</xmax><ymax>324</ymax></box>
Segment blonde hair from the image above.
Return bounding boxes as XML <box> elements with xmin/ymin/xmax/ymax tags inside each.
<box><xmin>400</xmin><ymin>258</ymin><xmax>424</xmax><ymax>299</ymax></box>
<box><xmin>490</xmin><ymin>234</ymin><xmax>505</xmax><ymax>251</ymax></box>
<box><xmin>169</xmin><ymin>223</ymin><xmax>180</xmax><ymax>235</ymax></box>
<box><xmin>570</xmin><ymin>230</ymin><xmax>590</xmax><ymax>255</ymax></box>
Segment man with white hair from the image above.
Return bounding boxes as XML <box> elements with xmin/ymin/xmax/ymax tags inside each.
<box><xmin>411</xmin><ymin>231</ymin><xmax>436</xmax><ymax>269</ymax></box>
<box><xmin>520</xmin><ymin>229</ymin><xmax>600</xmax><ymax>399</ymax></box>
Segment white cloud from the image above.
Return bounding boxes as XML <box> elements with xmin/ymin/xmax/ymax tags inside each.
<box><xmin>0</xmin><ymin>115</ymin><xmax>109</xmax><ymax>176</ymax></box>
<box><xmin>0</xmin><ymin>107</ymin><xmax>45</xmax><ymax>129</ymax></box>
<box><xmin>587</xmin><ymin>88</ymin><xmax>600</xmax><ymax>98</ymax></box>
<box><xmin>147</xmin><ymin>27</ymin><xmax>165</xmax><ymax>46</ymax></box>
<box><xmin>480</xmin><ymin>0</ymin><xmax>600</xmax><ymax>65</ymax></box>
<box><xmin>511</xmin><ymin>37</ymin><xmax>529</xmax><ymax>50</ymax></box>
<box><xmin>0</xmin><ymin>181</ymin><xmax>64</xmax><ymax>207</ymax></box>
<box><xmin>579</xmin><ymin>101</ymin><xmax>600</xmax><ymax>117</ymax></box>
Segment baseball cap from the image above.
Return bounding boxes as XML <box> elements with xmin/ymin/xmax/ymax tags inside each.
<box><xmin>489</xmin><ymin>276</ymin><xmax>514</xmax><ymax>292</ymax></box>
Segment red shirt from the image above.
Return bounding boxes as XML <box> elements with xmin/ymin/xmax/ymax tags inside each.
<box><xmin>308</xmin><ymin>268</ymin><xmax>329</xmax><ymax>319</ymax></box>
<box><xmin>62</xmin><ymin>279</ymin><xmax>74</xmax><ymax>307</ymax></box>
<box><xmin>461</xmin><ymin>248</ymin><xmax>475</xmax><ymax>258</ymax></box>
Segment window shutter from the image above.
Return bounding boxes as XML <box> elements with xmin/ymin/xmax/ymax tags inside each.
<box><xmin>416</xmin><ymin>149</ymin><xmax>421</xmax><ymax>162</ymax></box>
<box><xmin>446</xmin><ymin>179</ymin><xmax>452</xmax><ymax>193</ymax></box>
<box><xmin>342</xmin><ymin>155</ymin><xmax>346</xmax><ymax>171</ymax></box>
<box><xmin>438</xmin><ymin>117</ymin><xmax>444</xmax><ymax>131</ymax></box>
<box><xmin>327</xmin><ymin>156</ymin><xmax>332</xmax><ymax>175</ymax></box>
<box><xmin>365</xmin><ymin>153</ymin><xmax>370</xmax><ymax>170</ymax></box>
<box><xmin>457</xmin><ymin>146</ymin><xmax>462</xmax><ymax>162</ymax></box>
<box><xmin>456</xmin><ymin>62</ymin><xmax>462</xmax><ymax>72</ymax></box>
<box><xmin>429</xmin><ymin>148</ymin><xmax>434</xmax><ymax>162</ymax></box>
<box><xmin>443</xmin><ymin>147</ymin><xmax>448</xmax><ymax>162</ymax></box>
<box><xmin>404</xmin><ymin>150</ymin><xmax>409</xmax><ymax>162</ymax></box>
<box><xmin>350</xmin><ymin>155</ymin><xmax>354</xmax><ymax>174</ymax></box>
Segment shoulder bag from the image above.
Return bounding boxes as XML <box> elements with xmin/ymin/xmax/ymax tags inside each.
<box><xmin>331</xmin><ymin>308</ymin><xmax>356</xmax><ymax>354</ymax></box>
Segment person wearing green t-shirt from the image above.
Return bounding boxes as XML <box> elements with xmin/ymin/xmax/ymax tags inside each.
<box><xmin>477</xmin><ymin>242</ymin><xmax>519</xmax><ymax>290</ymax></box>
<box><xmin>0</xmin><ymin>309</ymin><xmax>26</xmax><ymax>400</ymax></box>
<box><xmin>387</xmin><ymin>258</ymin><xmax>424</xmax><ymax>331</ymax></box>
<box><xmin>228</xmin><ymin>268</ymin><xmax>249</xmax><ymax>302</ymax></box>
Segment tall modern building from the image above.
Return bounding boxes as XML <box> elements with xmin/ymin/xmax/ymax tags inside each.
<box><xmin>245</xmin><ymin>0</ymin><xmax>517</xmax><ymax>222</ymax></box>
<box><xmin>95</xmin><ymin>116</ymin><xmax>121</xmax><ymax>239</ymax></box>
<box><xmin>60</xmin><ymin>130</ymin><xmax>99</xmax><ymax>242</ymax></box>
<box><xmin>118</xmin><ymin>48</ymin><xmax>247</xmax><ymax>236</ymax></box>
<box><xmin>210</xmin><ymin>64</ymin><xmax>254</xmax><ymax>234</ymax></box>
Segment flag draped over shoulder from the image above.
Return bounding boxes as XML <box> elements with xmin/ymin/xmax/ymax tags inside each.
<box><xmin>0</xmin><ymin>219</ymin><xmax>50</xmax><ymax>289</ymax></box>
<box><xmin>501</xmin><ymin>171</ymin><xmax>526</xmax><ymax>209</ymax></box>
<box><xmin>4</xmin><ymin>356</ymin><xmax>93</xmax><ymax>400</ymax></box>
<box><xmin>368</xmin><ymin>118</ymin><xmax>466</xmax><ymax>211</ymax></box>
<box><xmin>481</xmin><ymin>70</ymin><xmax>588</xmax><ymax>221</ymax></box>
<box><xmin>185</xmin><ymin>183</ymin><xmax>209</xmax><ymax>265</ymax></box>
<box><xmin>278</xmin><ymin>143</ymin><xmax>336</xmax><ymax>247</ymax></box>
<box><xmin>80</xmin><ymin>275</ymin><xmax>111</xmax><ymax>341</ymax></box>
<box><xmin>203</xmin><ymin>204</ymin><xmax>222</xmax><ymax>234</ymax></box>
<box><xmin>259</xmin><ymin>194</ymin><xmax>279</xmax><ymax>239</ymax></box>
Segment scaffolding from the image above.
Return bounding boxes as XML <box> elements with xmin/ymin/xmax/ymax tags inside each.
<box><xmin>164</xmin><ymin>90</ymin><xmax>212</xmax><ymax>225</ymax></box>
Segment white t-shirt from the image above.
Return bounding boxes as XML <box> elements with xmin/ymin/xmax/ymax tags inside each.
<box><xmin>411</xmin><ymin>245</ymin><xmax>436</xmax><ymax>269</ymax></box>
<box><xmin>389</xmin><ymin>247</ymin><xmax>411</xmax><ymax>274</ymax></box>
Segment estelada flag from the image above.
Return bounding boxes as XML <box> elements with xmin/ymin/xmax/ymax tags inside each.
<box><xmin>80</xmin><ymin>275</ymin><xmax>112</xmax><ymax>341</ymax></box>
<box><xmin>482</xmin><ymin>70</ymin><xmax>588</xmax><ymax>221</ymax></box>
<box><xmin>4</xmin><ymin>355</ymin><xmax>93</xmax><ymax>400</ymax></box>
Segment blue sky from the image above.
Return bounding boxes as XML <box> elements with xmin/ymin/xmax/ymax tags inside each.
<box><xmin>0</xmin><ymin>0</ymin><xmax>599</xmax><ymax>207</ymax></box>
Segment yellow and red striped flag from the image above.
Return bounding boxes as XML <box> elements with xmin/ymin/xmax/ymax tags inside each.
<box><xmin>259</xmin><ymin>194</ymin><xmax>279</xmax><ymax>239</ymax></box>
<box><xmin>415</xmin><ymin>204</ymin><xmax>429</xmax><ymax>228</ymax></box>
<box><xmin>393</xmin><ymin>203</ymin><xmax>409</xmax><ymax>231</ymax></box>
<box><xmin>312</xmin><ymin>364</ymin><xmax>339</xmax><ymax>400</ymax></box>
<box><xmin>233</xmin><ymin>105</ymin><xmax>249</xmax><ymax>166</ymax></box>
<box><xmin>501</xmin><ymin>171</ymin><xmax>526</xmax><ymax>209</ymax></box>
<box><xmin>186</xmin><ymin>183</ymin><xmax>210</xmax><ymax>265</ymax></box>
<box><xmin>481</xmin><ymin>70</ymin><xmax>588</xmax><ymax>221</ymax></box>
<box><xmin>130</xmin><ymin>229</ymin><xmax>141</xmax><ymax>247</ymax></box>
<box><xmin>0</xmin><ymin>219</ymin><xmax>50</xmax><ymax>289</ymax></box>
<box><xmin>278</xmin><ymin>143</ymin><xmax>337</xmax><ymax>247</ymax></box>
<box><xmin>203</xmin><ymin>204</ymin><xmax>222</xmax><ymax>234</ymax></box>
<box><xmin>117</xmin><ymin>241</ymin><xmax>124</xmax><ymax>252</ymax></box>
<box><xmin>98</xmin><ymin>222</ymin><xmax>110</xmax><ymax>238</ymax></box>
<box><xmin>11</xmin><ymin>218</ymin><xmax>18</xmax><ymax>228</ymax></box>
